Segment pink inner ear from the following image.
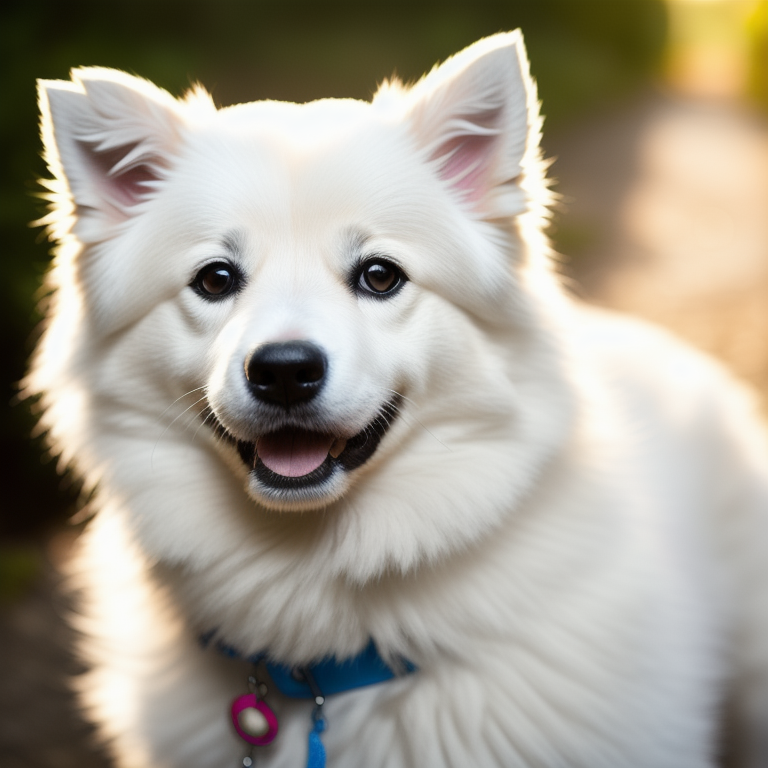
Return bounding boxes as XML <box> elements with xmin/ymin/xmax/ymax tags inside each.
<box><xmin>82</xmin><ymin>141</ymin><xmax>163</xmax><ymax>207</ymax></box>
<box><xmin>438</xmin><ymin>133</ymin><xmax>496</xmax><ymax>204</ymax></box>
<box><xmin>109</xmin><ymin>164</ymin><xmax>159</xmax><ymax>206</ymax></box>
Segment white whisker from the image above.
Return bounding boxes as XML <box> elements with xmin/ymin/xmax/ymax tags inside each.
<box><xmin>157</xmin><ymin>386</ymin><xmax>207</xmax><ymax>423</ymax></box>
<box><xmin>151</xmin><ymin>390</ymin><xmax>210</xmax><ymax>469</ymax></box>
<box><xmin>190</xmin><ymin>406</ymin><xmax>220</xmax><ymax>445</ymax></box>
<box><xmin>372</xmin><ymin>386</ymin><xmax>451</xmax><ymax>452</ymax></box>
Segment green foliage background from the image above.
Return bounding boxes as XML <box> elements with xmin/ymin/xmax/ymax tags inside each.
<box><xmin>1</xmin><ymin>0</ymin><xmax>668</xmax><ymax>536</ymax></box>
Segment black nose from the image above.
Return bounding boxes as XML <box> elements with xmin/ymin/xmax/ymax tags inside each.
<box><xmin>244</xmin><ymin>341</ymin><xmax>327</xmax><ymax>408</ymax></box>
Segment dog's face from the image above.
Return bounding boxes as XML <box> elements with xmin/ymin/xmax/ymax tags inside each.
<box><xmin>33</xmin><ymin>33</ymin><xmax>570</xmax><ymax>577</ymax></box>
<box><xmin>174</xmin><ymin>101</ymin><xmax>503</xmax><ymax>511</ymax></box>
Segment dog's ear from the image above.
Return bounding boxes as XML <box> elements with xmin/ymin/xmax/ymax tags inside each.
<box><xmin>38</xmin><ymin>68</ymin><xmax>186</xmax><ymax>242</ymax></box>
<box><xmin>402</xmin><ymin>31</ymin><xmax>540</xmax><ymax>218</ymax></box>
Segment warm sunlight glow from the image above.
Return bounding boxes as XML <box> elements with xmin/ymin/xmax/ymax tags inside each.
<box><xmin>606</xmin><ymin>102</ymin><xmax>768</xmax><ymax>393</ymax></box>
<box><xmin>664</xmin><ymin>0</ymin><xmax>759</xmax><ymax>98</ymax></box>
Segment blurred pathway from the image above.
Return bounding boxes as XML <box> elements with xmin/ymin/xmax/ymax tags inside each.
<box><xmin>550</xmin><ymin>93</ymin><xmax>768</xmax><ymax>404</ymax></box>
<box><xmin>0</xmin><ymin>535</ymin><xmax>110</xmax><ymax>768</ymax></box>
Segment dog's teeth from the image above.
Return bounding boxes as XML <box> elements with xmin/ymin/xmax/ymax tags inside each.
<box><xmin>330</xmin><ymin>438</ymin><xmax>347</xmax><ymax>459</ymax></box>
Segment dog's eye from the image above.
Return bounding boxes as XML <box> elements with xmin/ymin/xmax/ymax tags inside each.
<box><xmin>356</xmin><ymin>259</ymin><xmax>406</xmax><ymax>297</ymax></box>
<box><xmin>192</xmin><ymin>262</ymin><xmax>242</xmax><ymax>300</ymax></box>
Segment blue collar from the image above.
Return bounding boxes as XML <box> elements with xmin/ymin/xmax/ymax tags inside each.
<box><xmin>202</xmin><ymin>634</ymin><xmax>416</xmax><ymax>699</ymax></box>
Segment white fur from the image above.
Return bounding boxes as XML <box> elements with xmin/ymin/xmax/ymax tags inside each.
<box><xmin>30</xmin><ymin>32</ymin><xmax>768</xmax><ymax>768</ymax></box>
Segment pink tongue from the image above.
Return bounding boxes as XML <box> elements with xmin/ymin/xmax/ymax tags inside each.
<box><xmin>256</xmin><ymin>430</ymin><xmax>334</xmax><ymax>477</ymax></box>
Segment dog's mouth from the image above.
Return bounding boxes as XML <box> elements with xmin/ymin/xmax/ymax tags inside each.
<box><xmin>212</xmin><ymin>396</ymin><xmax>401</xmax><ymax>495</ymax></box>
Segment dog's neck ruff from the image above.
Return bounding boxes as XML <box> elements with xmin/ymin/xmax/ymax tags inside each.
<box><xmin>202</xmin><ymin>634</ymin><xmax>416</xmax><ymax>768</ymax></box>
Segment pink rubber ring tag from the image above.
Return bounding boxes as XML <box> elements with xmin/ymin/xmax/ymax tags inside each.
<box><xmin>231</xmin><ymin>693</ymin><xmax>279</xmax><ymax>745</ymax></box>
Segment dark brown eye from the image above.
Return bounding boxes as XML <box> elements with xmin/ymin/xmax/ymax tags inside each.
<box><xmin>192</xmin><ymin>262</ymin><xmax>242</xmax><ymax>300</ymax></box>
<box><xmin>357</xmin><ymin>259</ymin><xmax>406</xmax><ymax>297</ymax></box>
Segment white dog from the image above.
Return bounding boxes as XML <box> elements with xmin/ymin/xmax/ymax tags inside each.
<box><xmin>30</xmin><ymin>32</ymin><xmax>768</xmax><ymax>768</ymax></box>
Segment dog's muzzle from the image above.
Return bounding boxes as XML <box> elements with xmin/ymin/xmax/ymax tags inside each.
<box><xmin>235</xmin><ymin>395</ymin><xmax>400</xmax><ymax>491</ymax></box>
<box><xmin>207</xmin><ymin>340</ymin><xmax>401</xmax><ymax>501</ymax></box>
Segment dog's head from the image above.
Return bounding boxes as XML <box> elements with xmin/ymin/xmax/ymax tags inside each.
<box><xmin>32</xmin><ymin>33</ymin><xmax>570</xmax><ymax>577</ymax></box>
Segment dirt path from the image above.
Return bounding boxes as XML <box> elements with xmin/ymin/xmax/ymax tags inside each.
<box><xmin>0</xmin><ymin>536</ymin><xmax>110</xmax><ymax>768</ymax></box>
<box><xmin>549</xmin><ymin>92</ymin><xmax>768</xmax><ymax>405</ymax></box>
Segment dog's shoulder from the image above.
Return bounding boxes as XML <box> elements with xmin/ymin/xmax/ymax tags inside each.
<box><xmin>568</xmin><ymin>302</ymin><xmax>766</xmax><ymax>461</ymax></box>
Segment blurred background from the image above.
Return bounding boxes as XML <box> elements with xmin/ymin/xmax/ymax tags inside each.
<box><xmin>1</xmin><ymin>1</ymin><xmax>766</xmax><ymax>765</ymax></box>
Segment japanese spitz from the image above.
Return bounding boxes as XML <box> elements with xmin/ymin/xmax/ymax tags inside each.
<box><xmin>30</xmin><ymin>32</ymin><xmax>768</xmax><ymax>768</ymax></box>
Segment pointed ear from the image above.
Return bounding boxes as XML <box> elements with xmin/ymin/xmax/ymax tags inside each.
<box><xmin>39</xmin><ymin>68</ymin><xmax>185</xmax><ymax>242</ymax></box>
<box><xmin>403</xmin><ymin>31</ymin><xmax>540</xmax><ymax>218</ymax></box>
